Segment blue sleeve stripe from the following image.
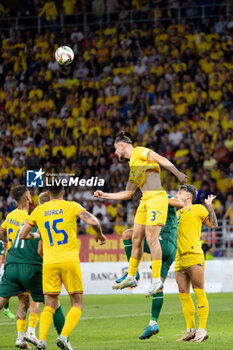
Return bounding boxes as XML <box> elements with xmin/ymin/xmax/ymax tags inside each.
<box><xmin>203</xmin><ymin>215</ymin><xmax>209</xmax><ymax>223</ymax></box>
<box><xmin>147</xmin><ymin>150</ymin><xmax>151</xmax><ymax>160</ymax></box>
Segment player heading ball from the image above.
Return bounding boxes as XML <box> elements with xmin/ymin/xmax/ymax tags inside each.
<box><xmin>94</xmin><ymin>131</ymin><xmax>187</xmax><ymax>297</ymax></box>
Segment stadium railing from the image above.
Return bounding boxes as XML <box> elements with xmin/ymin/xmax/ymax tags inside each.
<box><xmin>78</xmin><ymin>219</ymin><xmax>233</xmax><ymax>254</ymax></box>
<box><xmin>0</xmin><ymin>218</ymin><xmax>232</xmax><ymax>255</ymax></box>
<box><xmin>0</xmin><ymin>3</ymin><xmax>231</xmax><ymax>33</ymax></box>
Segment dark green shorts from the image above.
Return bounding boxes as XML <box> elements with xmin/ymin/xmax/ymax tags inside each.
<box><xmin>0</xmin><ymin>264</ymin><xmax>44</xmax><ymax>302</ymax></box>
<box><xmin>144</xmin><ymin>237</ymin><xmax>176</xmax><ymax>279</ymax></box>
<box><xmin>0</xmin><ymin>241</ymin><xmax>4</xmax><ymax>256</ymax></box>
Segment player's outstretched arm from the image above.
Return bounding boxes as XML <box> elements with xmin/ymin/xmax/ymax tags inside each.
<box><xmin>148</xmin><ymin>151</ymin><xmax>188</xmax><ymax>183</ymax></box>
<box><xmin>168</xmin><ymin>198</ymin><xmax>184</xmax><ymax>208</ymax></box>
<box><xmin>19</xmin><ymin>223</ymin><xmax>40</xmax><ymax>240</ymax></box>
<box><xmin>94</xmin><ymin>181</ymin><xmax>137</xmax><ymax>200</ymax></box>
<box><xmin>0</xmin><ymin>228</ymin><xmax>7</xmax><ymax>242</ymax></box>
<box><xmin>204</xmin><ymin>194</ymin><xmax>218</xmax><ymax>229</ymax></box>
<box><xmin>79</xmin><ymin>211</ymin><xmax>106</xmax><ymax>245</ymax></box>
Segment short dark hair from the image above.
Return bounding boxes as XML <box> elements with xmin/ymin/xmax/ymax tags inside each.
<box><xmin>47</xmin><ymin>180</ymin><xmax>64</xmax><ymax>197</ymax></box>
<box><xmin>115</xmin><ymin>130</ymin><xmax>132</xmax><ymax>145</ymax></box>
<box><xmin>179</xmin><ymin>184</ymin><xmax>198</xmax><ymax>203</ymax></box>
<box><xmin>12</xmin><ymin>186</ymin><xmax>28</xmax><ymax>203</ymax></box>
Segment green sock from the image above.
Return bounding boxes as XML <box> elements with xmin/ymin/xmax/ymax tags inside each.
<box><xmin>151</xmin><ymin>291</ymin><xmax>164</xmax><ymax>322</ymax></box>
<box><xmin>123</xmin><ymin>239</ymin><xmax>132</xmax><ymax>261</ymax></box>
<box><xmin>53</xmin><ymin>305</ymin><xmax>69</xmax><ymax>341</ymax></box>
<box><xmin>53</xmin><ymin>305</ymin><xmax>65</xmax><ymax>335</ymax></box>
<box><xmin>4</xmin><ymin>301</ymin><xmax>9</xmax><ymax>310</ymax></box>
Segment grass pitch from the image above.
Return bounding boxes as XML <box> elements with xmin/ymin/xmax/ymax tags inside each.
<box><xmin>0</xmin><ymin>293</ymin><xmax>232</xmax><ymax>350</ymax></box>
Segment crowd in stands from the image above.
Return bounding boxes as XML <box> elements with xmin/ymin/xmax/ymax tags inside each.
<box><xmin>0</xmin><ymin>1</ymin><xmax>233</xmax><ymax>236</ymax></box>
<box><xmin>0</xmin><ymin>1</ymin><xmax>233</xmax><ymax>29</ymax></box>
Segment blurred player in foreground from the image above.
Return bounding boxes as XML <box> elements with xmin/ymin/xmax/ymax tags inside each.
<box><xmin>116</xmin><ymin>195</ymin><xmax>184</xmax><ymax>339</ymax></box>
<box><xmin>20</xmin><ymin>183</ymin><xmax>106</xmax><ymax>350</ymax></box>
<box><xmin>0</xmin><ymin>187</ymin><xmax>71</xmax><ymax>349</ymax></box>
<box><xmin>0</xmin><ymin>240</ymin><xmax>15</xmax><ymax>319</ymax></box>
<box><xmin>94</xmin><ymin>130</ymin><xmax>187</xmax><ymax>296</ymax></box>
<box><xmin>175</xmin><ymin>185</ymin><xmax>218</xmax><ymax>343</ymax></box>
<box><xmin>0</xmin><ymin>185</ymin><xmax>40</xmax><ymax>349</ymax></box>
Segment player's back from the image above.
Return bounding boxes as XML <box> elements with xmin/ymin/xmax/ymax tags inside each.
<box><xmin>1</xmin><ymin>208</ymin><xmax>29</xmax><ymax>250</ymax></box>
<box><xmin>5</xmin><ymin>223</ymin><xmax>42</xmax><ymax>268</ymax></box>
<box><xmin>28</xmin><ymin>199</ymin><xmax>85</xmax><ymax>265</ymax></box>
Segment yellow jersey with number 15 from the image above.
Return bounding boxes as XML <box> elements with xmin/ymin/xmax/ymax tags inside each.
<box><xmin>0</xmin><ymin>209</ymin><xmax>29</xmax><ymax>250</ymax></box>
<box><xmin>176</xmin><ymin>204</ymin><xmax>209</xmax><ymax>256</ymax></box>
<box><xmin>128</xmin><ymin>147</ymin><xmax>160</xmax><ymax>190</ymax></box>
<box><xmin>27</xmin><ymin>200</ymin><xmax>85</xmax><ymax>265</ymax></box>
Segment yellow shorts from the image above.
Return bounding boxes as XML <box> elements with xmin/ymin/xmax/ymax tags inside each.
<box><xmin>43</xmin><ymin>262</ymin><xmax>83</xmax><ymax>295</ymax></box>
<box><xmin>134</xmin><ymin>190</ymin><xmax>168</xmax><ymax>226</ymax></box>
<box><xmin>175</xmin><ymin>253</ymin><xmax>205</xmax><ymax>273</ymax></box>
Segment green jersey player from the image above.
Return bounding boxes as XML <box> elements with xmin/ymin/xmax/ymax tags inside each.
<box><xmin>0</xmin><ymin>240</ymin><xmax>15</xmax><ymax>319</ymax></box>
<box><xmin>115</xmin><ymin>195</ymin><xmax>184</xmax><ymax>339</ymax></box>
<box><xmin>0</xmin><ymin>191</ymin><xmax>74</xmax><ymax>350</ymax></box>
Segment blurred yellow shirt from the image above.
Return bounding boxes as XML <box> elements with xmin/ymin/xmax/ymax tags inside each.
<box><xmin>63</xmin><ymin>0</ymin><xmax>76</xmax><ymax>15</ymax></box>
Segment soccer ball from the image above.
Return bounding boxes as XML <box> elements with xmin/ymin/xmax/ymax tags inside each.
<box><xmin>55</xmin><ymin>46</ymin><xmax>74</xmax><ymax>66</ymax></box>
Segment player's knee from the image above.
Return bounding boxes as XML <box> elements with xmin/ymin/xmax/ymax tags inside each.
<box><xmin>132</xmin><ymin>235</ymin><xmax>142</xmax><ymax>248</ymax></box>
<box><xmin>17</xmin><ymin>297</ymin><xmax>29</xmax><ymax>319</ymax></box>
<box><xmin>73</xmin><ymin>303</ymin><xmax>83</xmax><ymax>312</ymax></box>
<box><xmin>146</xmin><ymin>235</ymin><xmax>159</xmax><ymax>247</ymax></box>
<box><xmin>70</xmin><ymin>293</ymin><xmax>83</xmax><ymax>310</ymax></box>
<box><xmin>29</xmin><ymin>301</ymin><xmax>40</xmax><ymax>313</ymax></box>
<box><xmin>178</xmin><ymin>286</ymin><xmax>190</xmax><ymax>293</ymax></box>
<box><xmin>21</xmin><ymin>294</ymin><xmax>30</xmax><ymax>311</ymax></box>
<box><xmin>192</xmin><ymin>282</ymin><xmax>204</xmax><ymax>290</ymax></box>
<box><xmin>122</xmin><ymin>229</ymin><xmax>133</xmax><ymax>240</ymax></box>
<box><xmin>44</xmin><ymin>295</ymin><xmax>59</xmax><ymax>309</ymax></box>
<box><xmin>0</xmin><ymin>298</ymin><xmax>7</xmax><ymax>310</ymax></box>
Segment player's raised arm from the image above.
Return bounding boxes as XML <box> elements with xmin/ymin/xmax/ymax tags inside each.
<box><xmin>168</xmin><ymin>198</ymin><xmax>184</xmax><ymax>208</ymax></box>
<box><xmin>94</xmin><ymin>181</ymin><xmax>137</xmax><ymax>201</ymax></box>
<box><xmin>204</xmin><ymin>194</ymin><xmax>218</xmax><ymax>229</ymax></box>
<box><xmin>148</xmin><ymin>151</ymin><xmax>188</xmax><ymax>183</ymax></box>
<box><xmin>78</xmin><ymin>210</ymin><xmax>106</xmax><ymax>245</ymax></box>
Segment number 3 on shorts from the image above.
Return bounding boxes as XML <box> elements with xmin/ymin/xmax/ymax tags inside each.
<box><xmin>151</xmin><ymin>211</ymin><xmax>156</xmax><ymax>221</ymax></box>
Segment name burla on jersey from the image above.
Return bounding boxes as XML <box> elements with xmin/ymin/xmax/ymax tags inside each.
<box><xmin>44</xmin><ymin>209</ymin><xmax>63</xmax><ymax>216</ymax></box>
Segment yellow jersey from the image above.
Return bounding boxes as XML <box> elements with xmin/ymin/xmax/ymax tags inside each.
<box><xmin>27</xmin><ymin>200</ymin><xmax>85</xmax><ymax>265</ymax></box>
<box><xmin>128</xmin><ymin>147</ymin><xmax>160</xmax><ymax>190</ymax></box>
<box><xmin>177</xmin><ymin>204</ymin><xmax>209</xmax><ymax>256</ymax></box>
<box><xmin>1</xmin><ymin>209</ymin><xmax>29</xmax><ymax>250</ymax></box>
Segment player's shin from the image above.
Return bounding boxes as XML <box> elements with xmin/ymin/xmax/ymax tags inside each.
<box><xmin>193</xmin><ymin>289</ymin><xmax>209</xmax><ymax>329</ymax></box>
<box><xmin>61</xmin><ymin>306</ymin><xmax>82</xmax><ymax>338</ymax></box>
<box><xmin>151</xmin><ymin>291</ymin><xmax>164</xmax><ymax>323</ymax></box>
<box><xmin>123</xmin><ymin>239</ymin><xmax>132</xmax><ymax>262</ymax></box>
<box><xmin>39</xmin><ymin>306</ymin><xmax>55</xmax><ymax>341</ymax></box>
<box><xmin>17</xmin><ymin>319</ymin><xmax>27</xmax><ymax>340</ymax></box>
<box><xmin>151</xmin><ymin>259</ymin><xmax>162</xmax><ymax>279</ymax></box>
<box><xmin>28</xmin><ymin>313</ymin><xmax>39</xmax><ymax>336</ymax></box>
<box><xmin>128</xmin><ymin>257</ymin><xmax>141</xmax><ymax>277</ymax></box>
<box><xmin>4</xmin><ymin>300</ymin><xmax>9</xmax><ymax>310</ymax></box>
<box><xmin>53</xmin><ymin>304</ymin><xmax>65</xmax><ymax>335</ymax></box>
<box><xmin>179</xmin><ymin>293</ymin><xmax>196</xmax><ymax>330</ymax></box>
<box><xmin>149</xmin><ymin>236</ymin><xmax>162</xmax><ymax>281</ymax></box>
